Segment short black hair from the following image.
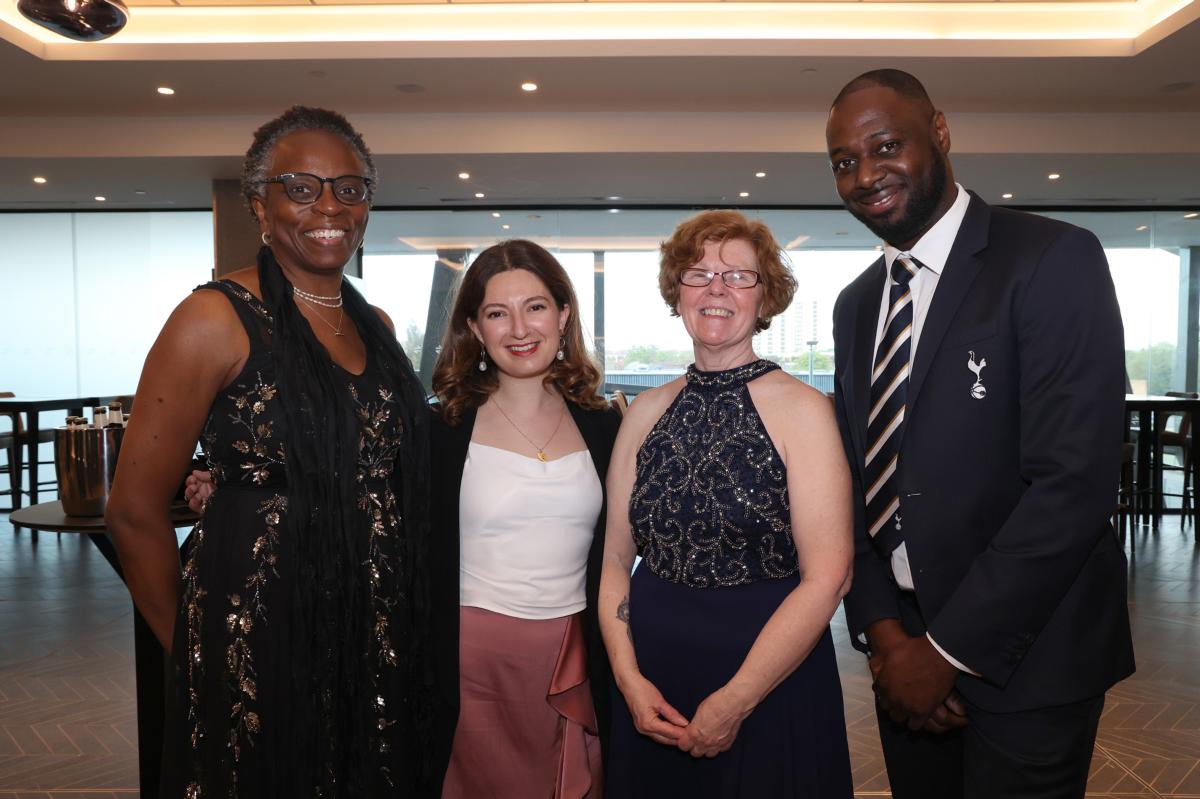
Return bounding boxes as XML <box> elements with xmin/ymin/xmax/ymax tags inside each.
<box><xmin>831</xmin><ymin>69</ymin><xmax>935</xmax><ymax>116</ymax></box>
<box><xmin>240</xmin><ymin>105</ymin><xmax>378</xmax><ymax>218</ymax></box>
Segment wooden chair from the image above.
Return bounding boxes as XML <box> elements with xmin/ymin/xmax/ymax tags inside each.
<box><xmin>0</xmin><ymin>392</ymin><xmax>22</xmax><ymax>511</ymax></box>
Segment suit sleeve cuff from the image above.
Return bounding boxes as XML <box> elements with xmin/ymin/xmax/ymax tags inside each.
<box><xmin>926</xmin><ymin>632</ymin><xmax>981</xmax><ymax>677</ymax></box>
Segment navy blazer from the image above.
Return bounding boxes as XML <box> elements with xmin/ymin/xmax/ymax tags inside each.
<box><xmin>427</xmin><ymin>400</ymin><xmax>622</xmax><ymax>791</ymax></box>
<box><xmin>832</xmin><ymin>192</ymin><xmax>1135</xmax><ymax>712</ymax></box>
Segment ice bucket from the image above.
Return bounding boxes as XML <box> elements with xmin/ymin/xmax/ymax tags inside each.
<box><xmin>54</xmin><ymin>426</ymin><xmax>124</xmax><ymax>516</ymax></box>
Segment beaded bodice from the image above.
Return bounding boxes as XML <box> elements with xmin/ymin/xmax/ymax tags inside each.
<box><xmin>630</xmin><ymin>359</ymin><xmax>798</xmax><ymax>588</ymax></box>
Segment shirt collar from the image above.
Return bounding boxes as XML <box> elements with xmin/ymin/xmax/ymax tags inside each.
<box><xmin>883</xmin><ymin>183</ymin><xmax>970</xmax><ymax>277</ymax></box>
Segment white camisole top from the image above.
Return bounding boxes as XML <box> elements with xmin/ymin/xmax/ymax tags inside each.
<box><xmin>458</xmin><ymin>442</ymin><xmax>603</xmax><ymax>620</ymax></box>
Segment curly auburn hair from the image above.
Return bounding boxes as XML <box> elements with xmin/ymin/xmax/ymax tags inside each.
<box><xmin>659</xmin><ymin>210</ymin><xmax>797</xmax><ymax>333</ymax></box>
<box><xmin>432</xmin><ymin>240</ymin><xmax>607</xmax><ymax>426</ymax></box>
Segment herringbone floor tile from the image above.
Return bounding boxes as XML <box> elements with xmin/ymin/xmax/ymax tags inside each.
<box><xmin>1</xmin><ymin>512</ymin><xmax>1197</xmax><ymax>797</ymax></box>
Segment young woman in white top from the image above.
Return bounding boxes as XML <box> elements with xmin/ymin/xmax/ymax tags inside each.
<box><xmin>428</xmin><ymin>239</ymin><xmax>622</xmax><ymax>799</ymax></box>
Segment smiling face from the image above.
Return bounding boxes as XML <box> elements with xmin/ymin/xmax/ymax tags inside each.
<box><xmin>467</xmin><ymin>268</ymin><xmax>571</xmax><ymax>381</ymax></box>
<box><xmin>826</xmin><ymin>85</ymin><xmax>955</xmax><ymax>250</ymax></box>
<box><xmin>676</xmin><ymin>238</ymin><xmax>764</xmax><ymax>355</ymax></box>
<box><xmin>250</xmin><ymin>129</ymin><xmax>368</xmax><ymax>277</ymax></box>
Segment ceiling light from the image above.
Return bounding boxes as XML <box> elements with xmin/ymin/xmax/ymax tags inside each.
<box><xmin>474</xmin><ymin>192</ymin><xmax>485</xmax><ymax>199</ymax></box>
<box><xmin>1185</xmin><ymin>212</ymin><xmax>1199</xmax><ymax>219</ymax></box>
<box><xmin>1047</xmin><ymin>173</ymin><xmax>1061</xmax><ymax>180</ymax></box>
<box><xmin>502</xmin><ymin>224</ymin><xmax>511</xmax><ymax>230</ymax></box>
<box><xmin>521</xmin><ymin>82</ymin><xmax>538</xmax><ymax>92</ymax></box>
<box><xmin>755</xmin><ymin>172</ymin><xmax>766</xmax><ymax>178</ymax></box>
<box><xmin>609</xmin><ymin>209</ymin><xmax>620</xmax><ymax>214</ymax></box>
<box><xmin>1002</xmin><ymin>193</ymin><xmax>1013</xmax><ymax>199</ymax></box>
<box><xmin>16</xmin><ymin>0</ymin><xmax>128</xmax><ymax>41</ymax></box>
<box><xmin>491</xmin><ymin>212</ymin><xmax>501</xmax><ymax>218</ymax></box>
<box><xmin>94</xmin><ymin>195</ymin><xmax>106</xmax><ymax>202</ymax></box>
<box><xmin>606</xmin><ymin>196</ymin><xmax>621</xmax><ymax>201</ymax></box>
<box><xmin>33</xmin><ymin>176</ymin><xmax>47</xmax><ymax>184</ymax></box>
<box><xmin>739</xmin><ymin>192</ymin><xmax>750</xmax><ymax>198</ymax></box>
<box><xmin>1136</xmin><ymin>225</ymin><xmax>1149</xmax><ymax>232</ymax></box>
<box><xmin>458</xmin><ymin>172</ymin><xmax>470</xmax><ymax>180</ymax></box>
<box><xmin>156</xmin><ymin>86</ymin><xmax>175</xmax><ymax>96</ymax></box>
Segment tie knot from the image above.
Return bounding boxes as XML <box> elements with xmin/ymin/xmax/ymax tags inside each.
<box><xmin>891</xmin><ymin>255</ymin><xmax>922</xmax><ymax>287</ymax></box>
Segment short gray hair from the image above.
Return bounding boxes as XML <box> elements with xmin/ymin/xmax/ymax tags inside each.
<box><xmin>240</xmin><ymin>105</ymin><xmax>378</xmax><ymax>218</ymax></box>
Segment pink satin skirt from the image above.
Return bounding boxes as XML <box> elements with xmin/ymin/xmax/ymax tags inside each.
<box><xmin>441</xmin><ymin>607</ymin><xmax>603</xmax><ymax>799</ymax></box>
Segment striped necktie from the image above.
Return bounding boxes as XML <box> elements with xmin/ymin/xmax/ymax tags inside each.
<box><xmin>864</xmin><ymin>254</ymin><xmax>922</xmax><ymax>554</ymax></box>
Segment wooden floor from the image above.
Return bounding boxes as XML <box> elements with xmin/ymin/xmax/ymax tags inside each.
<box><xmin>0</xmin><ymin>511</ymin><xmax>1197</xmax><ymax>798</ymax></box>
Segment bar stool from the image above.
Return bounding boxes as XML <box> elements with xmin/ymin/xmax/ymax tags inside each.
<box><xmin>1159</xmin><ymin>391</ymin><xmax>1196</xmax><ymax>522</ymax></box>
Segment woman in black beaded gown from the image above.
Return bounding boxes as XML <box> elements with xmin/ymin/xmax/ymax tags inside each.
<box><xmin>107</xmin><ymin>107</ymin><xmax>440</xmax><ymax>798</ymax></box>
<box><xmin>600</xmin><ymin>210</ymin><xmax>855</xmax><ymax>797</ymax></box>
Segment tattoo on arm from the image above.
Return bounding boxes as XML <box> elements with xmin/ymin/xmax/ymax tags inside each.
<box><xmin>617</xmin><ymin>596</ymin><xmax>633</xmax><ymax>644</ymax></box>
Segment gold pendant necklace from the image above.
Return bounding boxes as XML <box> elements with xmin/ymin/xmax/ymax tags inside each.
<box><xmin>491</xmin><ymin>397</ymin><xmax>566</xmax><ymax>462</ymax></box>
<box><xmin>297</xmin><ymin>295</ymin><xmax>345</xmax><ymax>336</ymax></box>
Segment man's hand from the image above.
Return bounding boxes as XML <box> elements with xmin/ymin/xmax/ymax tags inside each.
<box><xmin>869</xmin><ymin>630</ymin><xmax>960</xmax><ymax>730</ymax></box>
<box><xmin>922</xmin><ymin>690</ymin><xmax>968</xmax><ymax>733</ymax></box>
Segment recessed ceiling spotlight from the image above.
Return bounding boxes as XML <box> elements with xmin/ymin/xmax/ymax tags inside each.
<box><xmin>606</xmin><ymin>196</ymin><xmax>622</xmax><ymax>201</ymax></box>
<box><xmin>1047</xmin><ymin>173</ymin><xmax>1061</xmax><ymax>180</ymax></box>
<box><xmin>156</xmin><ymin>86</ymin><xmax>175</xmax><ymax>96</ymax></box>
<box><xmin>491</xmin><ymin>212</ymin><xmax>501</xmax><ymax>218</ymax></box>
<box><xmin>33</xmin><ymin>176</ymin><xmax>47</xmax><ymax>184</ymax></box>
<box><xmin>134</xmin><ymin>189</ymin><xmax>147</xmax><ymax>196</ymax></box>
<box><xmin>1185</xmin><ymin>212</ymin><xmax>1199</xmax><ymax>219</ymax></box>
<box><xmin>502</xmin><ymin>224</ymin><xmax>511</xmax><ymax>230</ymax></box>
<box><xmin>94</xmin><ymin>195</ymin><xmax>107</xmax><ymax>202</ymax></box>
<box><xmin>739</xmin><ymin>192</ymin><xmax>750</xmax><ymax>198</ymax></box>
<box><xmin>521</xmin><ymin>82</ymin><xmax>538</xmax><ymax>92</ymax></box>
<box><xmin>755</xmin><ymin>172</ymin><xmax>766</xmax><ymax>178</ymax></box>
<box><xmin>608</xmin><ymin>209</ymin><xmax>620</xmax><ymax>214</ymax></box>
<box><xmin>474</xmin><ymin>192</ymin><xmax>486</xmax><ymax>199</ymax></box>
<box><xmin>458</xmin><ymin>172</ymin><xmax>470</xmax><ymax>180</ymax></box>
<box><xmin>1002</xmin><ymin>193</ymin><xmax>1013</xmax><ymax>199</ymax></box>
<box><xmin>1136</xmin><ymin>225</ymin><xmax>1149</xmax><ymax>232</ymax></box>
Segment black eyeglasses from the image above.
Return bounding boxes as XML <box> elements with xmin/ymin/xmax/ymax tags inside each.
<box><xmin>256</xmin><ymin>173</ymin><xmax>372</xmax><ymax>206</ymax></box>
<box><xmin>679</xmin><ymin>268</ymin><xmax>760</xmax><ymax>289</ymax></box>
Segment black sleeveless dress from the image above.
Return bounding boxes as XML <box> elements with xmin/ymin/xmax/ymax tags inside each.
<box><xmin>606</xmin><ymin>359</ymin><xmax>853</xmax><ymax>798</ymax></box>
<box><xmin>161</xmin><ymin>280</ymin><xmax>419</xmax><ymax>798</ymax></box>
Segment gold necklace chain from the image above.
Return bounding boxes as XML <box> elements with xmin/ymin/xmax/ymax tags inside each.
<box><xmin>491</xmin><ymin>396</ymin><xmax>566</xmax><ymax>462</ymax></box>
<box><xmin>296</xmin><ymin>294</ymin><xmax>345</xmax><ymax>336</ymax></box>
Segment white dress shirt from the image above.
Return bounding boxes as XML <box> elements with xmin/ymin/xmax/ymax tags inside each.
<box><xmin>871</xmin><ymin>183</ymin><xmax>979</xmax><ymax>675</ymax></box>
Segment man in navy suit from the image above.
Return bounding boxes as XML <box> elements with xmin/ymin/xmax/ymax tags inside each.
<box><xmin>827</xmin><ymin>69</ymin><xmax>1135</xmax><ymax>798</ymax></box>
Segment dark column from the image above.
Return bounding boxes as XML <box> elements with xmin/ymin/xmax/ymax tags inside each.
<box><xmin>418</xmin><ymin>249</ymin><xmax>470</xmax><ymax>392</ymax></box>
<box><xmin>211</xmin><ymin>179</ymin><xmax>261</xmax><ymax>278</ymax></box>
<box><xmin>593</xmin><ymin>250</ymin><xmax>606</xmax><ymax>382</ymax></box>
<box><xmin>1176</xmin><ymin>247</ymin><xmax>1199</xmax><ymax>391</ymax></box>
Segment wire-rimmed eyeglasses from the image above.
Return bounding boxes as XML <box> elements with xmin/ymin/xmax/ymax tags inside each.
<box><xmin>255</xmin><ymin>173</ymin><xmax>372</xmax><ymax>206</ymax></box>
<box><xmin>679</xmin><ymin>268</ymin><xmax>760</xmax><ymax>289</ymax></box>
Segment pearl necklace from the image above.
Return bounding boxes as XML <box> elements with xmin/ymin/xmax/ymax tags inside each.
<box><xmin>293</xmin><ymin>285</ymin><xmax>343</xmax><ymax>308</ymax></box>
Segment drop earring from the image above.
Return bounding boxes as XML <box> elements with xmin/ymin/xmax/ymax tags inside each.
<box><xmin>478</xmin><ymin>349</ymin><xmax>488</xmax><ymax>372</ymax></box>
<box><xmin>556</xmin><ymin>335</ymin><xmax>566</xmax><ymax>362</ymax></box>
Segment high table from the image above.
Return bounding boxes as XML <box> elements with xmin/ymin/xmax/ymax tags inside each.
<box><xmin>9</xmin><ymin>500</ymin><xmax>199</xmax><ymax>799</ymax></box>
<box><xmin>1125</xmin><ymin>394</ymin><xmax>1200</xmax><ymax>527</ymax></box>
<box><xmin>0</xmin><ymin>395</ymin><xmax>119</xmax><ymax>507</ymax></box>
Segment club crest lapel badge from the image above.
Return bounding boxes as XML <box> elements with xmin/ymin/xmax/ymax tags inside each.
<box><xmin>968</xmin><ymin>350</ymin><xmax>987</xmax><ymax>399</ymax></box>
